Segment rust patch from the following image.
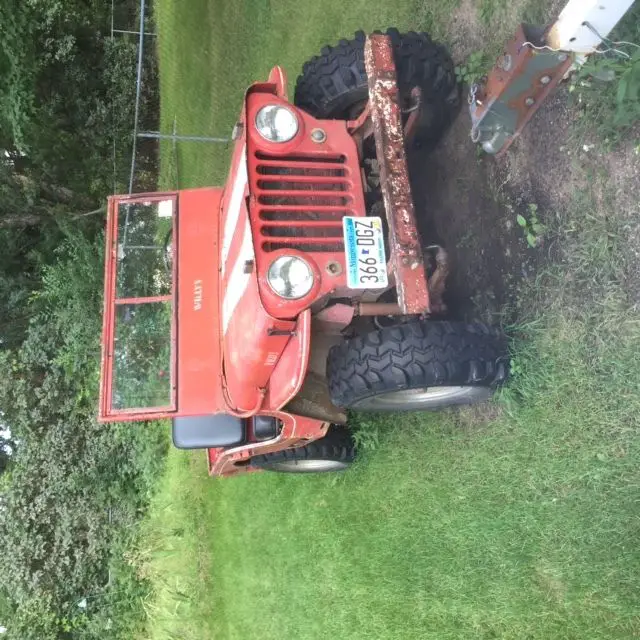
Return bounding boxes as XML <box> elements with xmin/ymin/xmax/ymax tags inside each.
<box><xmin>426</xmin><ymin>246</ymin><xmax>449</xmax><ymax>315</ymax></box>
<box><xmin>403</xmin><ymin>87</ymin><xmax>423</xmax><ymax>146</ymax></box>
<box><xmin>357</xmin><ymin>302</ymin><xmax>403</xmax><ymax>316</ymax></box>
<box><xmin>364</xmin><ymin>35</ymin><xmax>430</xmax><ymax>315</ymax></box>
<box><xmin>470</xmin><ymin>25</ymin><xmax>573</xmax><ymax>156</ymax></box>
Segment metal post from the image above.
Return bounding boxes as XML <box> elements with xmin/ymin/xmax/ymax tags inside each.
<box><xmin>113</xmin><ymin>29</ymin><xmax>156</xmax><ymax>36</ymax></box>
<box><xmin>548</xmin><ymin>0</ymin><xmax>636</xmax><ymax>57</ymax></box>
<box><xmin>128</xmin><ymin>0</ymin><xmax>147</xmax><ymax>194</ymax></box>
<box><xmin>111</xmin><ymin>0</ymin><xmax>117</xmax><ymax>195</ymax></box>
<box><xmin>172</xmin><ymin>116</ymin><xmax>179</xmax><ymax>189</ymax></box>
<box><xmin>137</xmin><ymin>131</ymin><xmax>230</xmax><ymax>143</ymax></box>
<box><xmin>468</xmin><ymin>0</ymin><xmax>637</xmax><ymax>155</ymax></box>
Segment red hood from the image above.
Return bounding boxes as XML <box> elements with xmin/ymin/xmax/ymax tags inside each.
<box><xmin>218</xmin><ymin>136</ymin><xmax>310</xmax><ymax>415</ymax></box>
<box><xmin>99</xmin><ymin>67</ymin><xmax>312</xmax><ymax>423</ymax></box>
<box><xmin>176</xmin><ymin>187</ymin><xmax>227</xmax><ymax>416</ymax></box>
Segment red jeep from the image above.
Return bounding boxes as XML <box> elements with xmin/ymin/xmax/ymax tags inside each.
<box><xmin>99</xmin><ymin>31</ymin><xmax>508</xmax><ymax>476</ymax></box>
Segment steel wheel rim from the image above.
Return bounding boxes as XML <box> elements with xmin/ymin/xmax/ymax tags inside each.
<box><xmin>352</xmin><ymin>386</ymin><xmax>493</xmax><ymax>411</ymax></box>
<box><xmin>266</xmin><ymin>459</ymin><xmax>350</xmax><ymax>473</ymax></box>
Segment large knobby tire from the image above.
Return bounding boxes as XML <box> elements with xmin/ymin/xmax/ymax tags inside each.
<box><xmin>294</xmin><ymin>29</ymin><xmax>460</xmax><ymax>146</ymax></box>
<box><xmin>327</xmin><ymin>321</ymin><xmax>509</xmax><ymax>411</ymax></box>
<box><xmin>251</xmin><ymin>427</ymin><xmax>356</xmax><ymax>473</ymax></box>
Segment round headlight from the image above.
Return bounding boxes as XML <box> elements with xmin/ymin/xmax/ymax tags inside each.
<box><xmin>267</xmin><ymin>256</ymin><xmax>314</xmax><ymax>300</ymax></box>
<box><xmin>255</xmin><ymin>105</ymin><xmax>299</xmax><ymax>143</ymax></box>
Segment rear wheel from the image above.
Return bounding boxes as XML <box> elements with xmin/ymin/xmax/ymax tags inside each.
<box><xmin>294</xmin><ymin>29</ymin><xmax>460</xmax><ymax>147</ymax></box>
<box><xmin>251</xmin><ymin>426</ymin><xmax>356</xmax><ymax>473</ymax></box>
<box><xmin>327</xmin><ymin>321</ymin><xmax>509</xmax><ymax>411</ymax></box>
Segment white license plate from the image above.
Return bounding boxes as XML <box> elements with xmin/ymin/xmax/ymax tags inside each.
<box><xmin>342</xmin><ymin>216</ymin><xmax>388</xmax><ymax>289</ymax></box>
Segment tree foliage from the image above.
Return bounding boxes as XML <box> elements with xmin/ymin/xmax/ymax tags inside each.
<box><xmin>0</xmin><ymin>0</ymin><xmax>155</xmax><ymax>347</ymax></box>
<box><xmin>0</xmin><ymin>429</ymin><xmax>14</xmax><ymax>474</ymax></box>
<box><xmin>0</xmin><ymin>2</ymin><xmax>167</xmax><ymax>637</ymax></box>
<box><xmin>0</xmin><ymin>230</ymin><xmax>168</xmax><ymax>638</ymax></box>
<box><xmin>0</xmin><ymin>0</ymin><xmax>158</xmax><ymax>234</ymax></box>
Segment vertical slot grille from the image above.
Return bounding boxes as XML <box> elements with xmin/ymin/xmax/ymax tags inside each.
<box><xmin>254</xmin><ymin>152</ymin><xmax>353</xmax><ymax>253</ymax></box>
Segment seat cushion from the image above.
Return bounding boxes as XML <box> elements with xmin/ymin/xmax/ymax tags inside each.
<box><xmin>172</xmin><ymin>414</ymin><xmax>244</xmax><ymax>449</ymax></box>
<box><xmin>253</xmin><ymin>415</ymin><xmax>278</xmax><ymax>441</ymax></box>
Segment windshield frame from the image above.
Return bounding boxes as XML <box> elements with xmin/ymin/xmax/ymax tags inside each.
<box><xmin>99</xmin><ymin>192</ymin><xmax>178</xmax><ymax>420</ymax></box>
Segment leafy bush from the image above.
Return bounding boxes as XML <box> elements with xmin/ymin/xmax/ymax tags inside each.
<box><xmin>0</xmin><ymin>230</ymin><xmax>169</xmax><ymax>638</ymax></box>
<box><xmin>0</xmin><ymin>2</ymin><xmax>168</xmax><ymax>636</ymax></box>
<box><xmin>570</xmin><ymin>5</ymin><xmax>640</xmax><ymax>146</ymax></box>
<box><xmin>573</xmin><ymin>51</ymin><xmax>640</xmax><ymax>143</ymax></box>
<box><xmin>455</xmin><ymin>50</ymin><xmax>489</xmax><ymax>86</ymax></box>
<box><xmin>0</xmin><ymin>0</ymin><xmax>158</xmax><ymax>235</ymax></box>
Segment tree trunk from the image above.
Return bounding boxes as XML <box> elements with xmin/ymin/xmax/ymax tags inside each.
<box><xmin>0</xmin><ymin>213</ymin><xmax>44</xmax><ymax>228</ymax></box>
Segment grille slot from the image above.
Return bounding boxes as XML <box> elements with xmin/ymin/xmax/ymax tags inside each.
<box><xmin>258</xmin><ymin>194</ymin><xmax>350</xmax><ymax>207</ymax></box>
<box><xmin>253</xmin><ymin>152</ymin><xmax>354</xmax><ymax>253</ymax></box>
<box><xmin>263</xmin><ymin>241</ymin><xmax>345</xmax><ymax>253</ymax></box>
<box><xmin>259</xmin><ymin>209</ymin><xmax>348</xmax><ymax>222</ymax></box>
<box><xmin>255</xmin><ymin>152</ymin><xmax>346</xmax><ymax>164</ymax></box>
<box><xmin>257</xmin><ymin>165</ymin><xmax>346</xmax><ymax>177</ymax></box>
<box><xmin>258</xmin><ymin>179</ymin><xmax>348</xmax><ymax>192</ymax></box>
<box><xmin>261</xmin><ymin>225</ymin><xmax>343</xmax><ymax>238</ymax></box>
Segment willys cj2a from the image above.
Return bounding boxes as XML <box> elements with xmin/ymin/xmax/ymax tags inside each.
<box><xmin>99</xmin><ymin>31</ymin><xmax>510</xmax><ymax>477</ymax></box>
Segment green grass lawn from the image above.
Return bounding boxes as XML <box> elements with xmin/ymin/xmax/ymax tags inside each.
<box><xmin>144</xmin><ymin>2</ymin><xmax>640</xmax><ymax>638</ymax></box>
<box><xmin>155</xmin><ymin>0</ymin><xmax>551</xmax><ymax>188</ymax></box>
<box><xmin>155</xmin><ymin>0</ymin><xmax>459</xmax><ymax>187</ymax></box>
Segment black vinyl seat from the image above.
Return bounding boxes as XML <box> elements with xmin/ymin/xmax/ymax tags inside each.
<box><xmin>172</xmin><ymin>414</ymin><xmax>245</xmax><ymax>449</ymax></box>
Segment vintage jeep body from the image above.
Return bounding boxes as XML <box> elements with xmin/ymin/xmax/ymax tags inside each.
<box><xmin>99</xmin><ymin>33</ymin><xmax>509</xmax><ymax>477</ymax></box>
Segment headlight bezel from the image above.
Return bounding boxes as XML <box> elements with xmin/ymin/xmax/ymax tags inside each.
<box><xmin>254</xmin><ymin>104</ymin><xmax>300</xmax><ymax>143</ymax></box>
<box><xmin>266</xmin><ymin>255</ymin><xmax>316</xmax><ymax>300</ymax></box>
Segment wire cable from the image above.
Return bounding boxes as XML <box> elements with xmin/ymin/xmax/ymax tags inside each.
<box><xmin>583</xmin><ymin>21</ymin><xmax>640</xmax><ymax>50</ymax></box>
<box><xmin>522</xmin><ymin>22</ymin><xmax>639</xmax><ymax>60</ymax></box>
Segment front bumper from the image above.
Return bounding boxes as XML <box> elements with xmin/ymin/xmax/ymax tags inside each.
<box><xmin>364</xmin><ymin>35</ymin><xmax>430</xmax><ymax>315</ymax></box>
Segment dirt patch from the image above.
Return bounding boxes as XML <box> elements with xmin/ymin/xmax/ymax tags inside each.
<box><xmin>451</xmin><ymin>400</ymin><xmax>505</xmax><ymax>432</ymax></box>
<box><xmin>534</xmin><ymin>564</ymin><xmax>567</xmax><ymax>604</ymax></box>
<box><xmin>407</xmin><ymin>11</ymin><xmax>583</xmax><ymax>324</ymax></box>
<box><xmin>591</xmin><ymin>135</ymin><xmax>640</xmax><ymax>305</ymax></box>
<box><xmin>446</xmin><ymin>0</ymin><xmax>485</xmax><ymax>62</ymax></box>
<box><xmin>503</xmin><ymin>90</ymin><xmax>582</xmax><ymax>211</ymax></box>
<box><xmin>406</xmin><ymin>96</ymin><xmax>567</xmax><ymax>322</ymax></box>
<box><xmin>409</xmin><ymin>84</ymin><xmax>639</xmax><ymax>321</ymax></box>
<box><xmin>512</xmin><ymin>95</ymin><xmax>640</xmax><ymax>305</ymax></box>
<box><xmin>409</xmin><ymin>105</ymin><xmax>546</xmax><ymax>324</ymax></box>
<box><xmin>407</xmin><ymin>1</ymin><xmax>640</xmax><ymax>322</ymax></box>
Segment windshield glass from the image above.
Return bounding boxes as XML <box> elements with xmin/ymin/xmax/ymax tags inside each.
<box><xmin>112</xmin><ymin>301</ymin><xmax>172</xmax><ymax>409</ymax></box>
<box><xmin>117</xmin><ymin>200</ymin><xmax>173</xmax><ymax>298</ymax></box>
<box><xmin>110</xmin><ymin>198</ymin><xmax>176</xmax><ymax>411</ymax></box>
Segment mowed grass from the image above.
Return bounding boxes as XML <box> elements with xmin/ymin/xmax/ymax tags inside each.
<box><xmin>155</xmin><ymin>0</ymin><xmax>461</xmax><ymax>187</ymax></box>
<box><xmin>155</xmin><ymin>0</ymin><xmax>559</xmax><ymax>188</ymax></box>
<box><xmin>155</xmin><ymin>0</ymin><xmax>554</xmax><ymax>188</ymax></box>
<box><xmin>144</xmin><ymin>330</ymin><xmax>640</xmax><ymax>640</ymax></box>
<box><xmin>145</xmin><ymin>2</ymin><xmax>640</xmax><ymax>638</ymax></box>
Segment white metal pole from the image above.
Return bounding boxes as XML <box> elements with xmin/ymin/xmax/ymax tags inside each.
<box><xmin>548</xmin><ymin>0</ymin><xmax>636</xmax><ymax>55</ymax></box>
<box><xmin>128</xmin><ymin>0</ymin><xmax>146</xmax><ymax>194</ymax></box>
<box><xmin>137</xmin><ymin>132</ymin><xmax>229</xmax><ymax>143</ymax></box>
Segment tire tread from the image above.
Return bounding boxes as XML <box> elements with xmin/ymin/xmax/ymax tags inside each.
<box><xmin>251</xmin><ymin>427</ymin><xmax>356</xmax><ymax>472</ymax></box>
<box><xmin>294</xmin><ymin>29</ymin><xmax>460</xmax><ymax>145</ymax></box>
<box><xmin>327</xmin><ymin>321</ymin><xmax>509</xmax><ymax>408</ymax></box>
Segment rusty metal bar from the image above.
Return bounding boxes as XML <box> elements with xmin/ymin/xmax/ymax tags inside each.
<box><xmin>469</xmin><ymin>25</ymin><xmax>573</xmax><ymax>155</ymax></box>
<box><xmin>357</xmin><ymin>302</ymin><xmax>403</xmax><ymax>316</ymax></box>
<box><xmin>128</xmin><ymin>0</ymin><xmax>147</xmax><ymax>194</ymax></box>
<box><xmin>137</xmin><ymin>131</ymin><xmax>229</xmax><ymax>143</ymax></box>
<box><xmin>364</xmin><ymin>35</ymin><xmax>430</xmax><ymax>315</ymax></box>
<box><xmin>403</xmin><ymin>87</ymin><xmax>423</xmax><ymax>146</ymax></box>
<box><xmin>426</xmin><ymin>246</ymin><xmax>449</xmax><ymax>315</ymax></box>
<box><xmin>470</xmin><ymin>1</ymin><xmax>636</xmax><ymax>155</ymax></box>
